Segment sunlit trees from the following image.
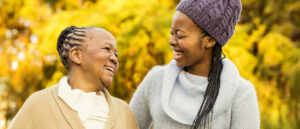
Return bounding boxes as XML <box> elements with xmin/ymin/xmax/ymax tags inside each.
<box><xmin>0</xmin><ymin>0</ymin><xmax>299</xmax><ymax>128</ymax></box>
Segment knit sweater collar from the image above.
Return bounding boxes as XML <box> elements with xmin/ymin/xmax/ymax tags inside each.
<box><xmin>178</xmin><ymin>70</ymin><xmax>208</xmax><ymax>94</ymax></box>
<box><xmin>184</xmin><ymin>71</ymin><xmax>208</xmax><ymax>85</ymax></box>
<box><xmin>161</xmin><ymin>58</ymin><xmax>240</xmax><ymax>125</ymax></box>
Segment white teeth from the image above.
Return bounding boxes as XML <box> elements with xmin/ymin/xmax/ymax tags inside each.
<box><xmin>104</xmin><ymin>67</ymin><xmax>114</xmax><ymax>72</ymax></box>
<box><xmin>173</xmin><ymin>51</ymin><xmax>183</xmax><ymax>57</ymax></box>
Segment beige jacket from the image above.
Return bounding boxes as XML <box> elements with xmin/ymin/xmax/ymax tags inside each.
<box><xmin>8</xmin><ymin>84</ymin><xmax>139</xmax><ymax>129</ymax></box>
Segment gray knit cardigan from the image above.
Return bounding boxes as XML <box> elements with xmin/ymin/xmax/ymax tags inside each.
<box><xmin>129</xmin><ymin>59</ymin><xmax>260</xmax><ymax>129</ymax></box>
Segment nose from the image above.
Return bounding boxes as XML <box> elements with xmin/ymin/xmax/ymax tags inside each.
<box><xmin>109</xmin><ymin>53</ymin><xmax>118</xmax><ymax>65</ymax></box>
<box><xmin>169</xmin><ymin>35</ymin><xmax>177</xmax><ymax>46</ymax></box>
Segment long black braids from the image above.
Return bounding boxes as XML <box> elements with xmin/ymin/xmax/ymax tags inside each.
<box><xmin>56</xmin><ymin>26</ymin><xmax>88</xmax><ymax>70</ymax></box>
<box><xmin>191</xmin><ymin>34</ymin><xmax>225</xmax><ymax>129</ymax></box>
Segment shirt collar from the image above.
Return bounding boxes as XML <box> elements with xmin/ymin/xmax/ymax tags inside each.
<box><xmin>57</xmin><ymin>76</ymin><xmax>104</xmax><ymax>121</ymax></box>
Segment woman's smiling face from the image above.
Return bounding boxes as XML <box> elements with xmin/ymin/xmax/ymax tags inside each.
<box><xmin>169</xmin><ymin>11</ymin><xmax>212</xmax><ymax>70</ymax></box>
<box><xmin>80</xmin><ymin>28</ymin><xmax>119</xmax><ymax>88</ymax></box>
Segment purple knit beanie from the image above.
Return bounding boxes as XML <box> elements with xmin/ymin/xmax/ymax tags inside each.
<box><xmin>176</xmin><ymin>0</ymin><xmax>242</xmax><ymax>46</ymax></box>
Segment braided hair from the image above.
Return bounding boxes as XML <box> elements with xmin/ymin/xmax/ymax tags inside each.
<box><xmin>56</xmin><ymin>26</ymin><xmax>88</xmax><ymax>70</ymax></box>
<box><xmin>191</xmin><ymin>33</ymin><xmax>225</xmax><ymax>129</ymax></box>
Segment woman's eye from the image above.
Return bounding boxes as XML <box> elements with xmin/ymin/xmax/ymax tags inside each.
<box><xmin>104</xmin><ymin>47</ymin><xmax>110</xmax><ymax>51</ymax></box>
<box><xmin>176</xmin><ymin>35</ymin><xmax>183</xmax><ymax>39</ymax></box>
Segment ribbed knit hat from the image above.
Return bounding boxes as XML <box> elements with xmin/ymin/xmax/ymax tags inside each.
<box><xmin>176</xmin><ymin>0</ymin><xmax>242</xmax><ymax>46</ymax></box>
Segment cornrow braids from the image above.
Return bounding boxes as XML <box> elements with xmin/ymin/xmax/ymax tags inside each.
<box><xmin>191</xmin><ymin>40</ymin><xmax>225</xmax><ymax>129</ymax></box>
<box><xmin>56</xmin><ymin>26</ymin><xmax>88</xmax><ymax>70</ymax></box>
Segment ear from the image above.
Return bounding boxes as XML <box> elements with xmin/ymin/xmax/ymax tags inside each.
<box><xmin>203</xmin><ymin>36</ymin><xmax>216</xmax><ymax>49</ymax></box>
<box><xmin>69</xmin><ymin>47</ymin><xmax>82</xmax><ymax>65</ymax></box>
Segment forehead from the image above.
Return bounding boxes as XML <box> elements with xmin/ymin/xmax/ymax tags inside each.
<box><xmin>85</xmin><ymin>28</ymin><xmax>116</xmax><ymax>46</ymax></box>
<box><xmin>171</xmin><ymin>11</ymin><xmax>201</xmax><ymax>31</ymax></box>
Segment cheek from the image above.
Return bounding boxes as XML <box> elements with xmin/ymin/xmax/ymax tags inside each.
<box><xmin>115</xmin><ymin>63</ymin><xmax>119</xmax><ymax>72</ymax></box>
<box><xmin>94</xmin><ymin>52</ymin><xmax>109</xmax><ymax>62</ymax></box>
<box><xmin>179</xmin><ymin>42</ymin><xmax>201</xmax><ymax>54</ymax></box>
<box><xmin>183</xmin><ymin>43</ymin><xmax>204</xmax><ymax>61</ymax></box>
<box><xmin>85</xmin><ymin>52</ymin><xmax>108</xmax><ymax>71</ymax></box>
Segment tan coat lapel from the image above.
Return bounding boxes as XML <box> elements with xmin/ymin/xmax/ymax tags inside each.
<box><xmin>103</xmin><ymin>88</ymin><xmax>116</xmax><ymax>129</ymax></box>
<box><xmin>50</xmin><ymin>85</ymin><xmax>86</xmax><ymax>129</ymax></box>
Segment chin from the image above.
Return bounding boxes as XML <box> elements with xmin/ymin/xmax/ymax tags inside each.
<box><xmin>103</xmin><ymin>78</ymin><xmax>113</xmax><ymax>87</ymax></box>
<box><xmin>175</xmin><ymin>61</ymin><xmax>185</xmax><ymax>68</ymax></box>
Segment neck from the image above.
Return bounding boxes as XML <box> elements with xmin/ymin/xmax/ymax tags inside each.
<box><xmin>185</xmin><ymin>54</ymin><xmax>212</xmax><ymax>77</ymax></box>
<box><xmin>67</xmin><ymin>68</ymin><xmax>104</xmax><ymax>94</ymax></box>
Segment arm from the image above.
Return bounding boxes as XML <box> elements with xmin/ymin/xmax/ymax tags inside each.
<box><xmin>230</xmin><ymin>78</ymin><xmax>260</xmax><ymax>129</ymax></box>
<box><xmin>130</xmin><ymin>68</ymin><xmax>156</xmax><ymax>129</ymax></box>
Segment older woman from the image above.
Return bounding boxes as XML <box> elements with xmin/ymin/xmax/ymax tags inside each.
<box><xmin>130</xmin><ymin>0</ymin><xmax>260</xmax><ymax>129</ymax></box>
<box><xmin>9</xmin><ymin>26</ymin><xmax>139</xmax><ymax>129</ymax></box>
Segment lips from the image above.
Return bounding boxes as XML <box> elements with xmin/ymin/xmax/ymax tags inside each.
<box><xmin>104</xmin><ymin>65</ymin><xmax>115</xmax><ymax>74</ymax></box>
<box><xmin>172</xmin><ymin>49</ymin><xmax>184</xmax><ymax>59</ymax></box>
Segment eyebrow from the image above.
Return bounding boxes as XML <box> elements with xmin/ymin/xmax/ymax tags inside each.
<box><xmin>102</xmin><ymin>42</ymin><xmax>118</xmax><ymax>52</ymax></box>
<box><xmin>170</xmin><ymin>28</ymin><xmax>185</xmax><ymax>32</ymax></box>
<box><xmin>102</xmin><ymin>40</ymin><xmax>114</xmax><ymax>44</ymax></box>
<box><xmin>175</xmin><ymin>29</ymin><xmax>186</xmax><ymax>35</ymax></box>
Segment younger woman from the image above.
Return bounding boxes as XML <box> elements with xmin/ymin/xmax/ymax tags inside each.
<box><xmin>130</xmin><ymin>0</ymin><xmax>260</xmax><ymax>129</ymax></box>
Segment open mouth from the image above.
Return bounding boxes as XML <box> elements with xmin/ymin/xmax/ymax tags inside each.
<box><xmin>173</xmin><ymin>50</ymin><xmax>184</xmax><ymax>59</ymax></box>
<box><xmin>104</xmin><ymin>66</ymin><xmax>114</xmax><ymax>73</ymax></box>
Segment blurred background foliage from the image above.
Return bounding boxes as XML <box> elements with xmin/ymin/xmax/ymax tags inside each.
<box><xmin>0</xmin><ymin>0</ymin><xmax>299</xmax><ymax>128</ymax></box>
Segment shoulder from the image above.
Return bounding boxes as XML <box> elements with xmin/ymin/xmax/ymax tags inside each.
<box><xmin>111</xmin><ymin>96</ymin><xmax>129</xmax><ymax>107</ymax></box>
<box><xmin>138</xmin><ymin>65</ymin><xmax>166</xmax><ymax>88</ymax></box>
<box><xmin>135</xmin><ymin>61</ymin><xmax>175</xmax><ymax>95</ymax></box>
<box><xmin>221</xmin><ymin>58</ymin><xmax>256</xmax><ymax>94</ymax></box>
<box><xmin>111</xmin><ymin>97</ymin><xmax>135</xmax><ymax>114</ymax></box>
<box><xmin>110</xmin><ymin>97</ymin><xmax>139</xmax><ymax>128</ymax></box>
<box><xmin>232</xmin><ymin>77</ymin><xmax>258</xmax><ymax>103</ymax></box>
<box><xmin>144</xmin><ymin>65</ymin><xmax>166</xmax><ymax>78</ymax></box>
<box><xmin>8</xmin><ymin>87</ymin><xmax>56</xmax><ymax>129</ymax></box>
<box><xmin>22</xmin><ymin>87</ymin><xmax>52</xmax><ymax>108</ymax></box>
<box><xmin>143</xmin><ymin>60</ymin><xmax>181</xmax><ymax>81</ymax></box>
<box><xmin>237</xmin><ymin>77</ymin><xmax>257</xmax><ymax>93</ymax></box>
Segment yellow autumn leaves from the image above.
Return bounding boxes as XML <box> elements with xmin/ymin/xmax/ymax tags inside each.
<box><xmin>0</xmin><ymin>0</ymin><xmax>300</xmax><ymax>128</ymax></box>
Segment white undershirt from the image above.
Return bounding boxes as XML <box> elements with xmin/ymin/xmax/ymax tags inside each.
<box><xmin>57</xmin><ymin>76</ymin><xmax>109</xmax><ymax>129</ymax></box>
